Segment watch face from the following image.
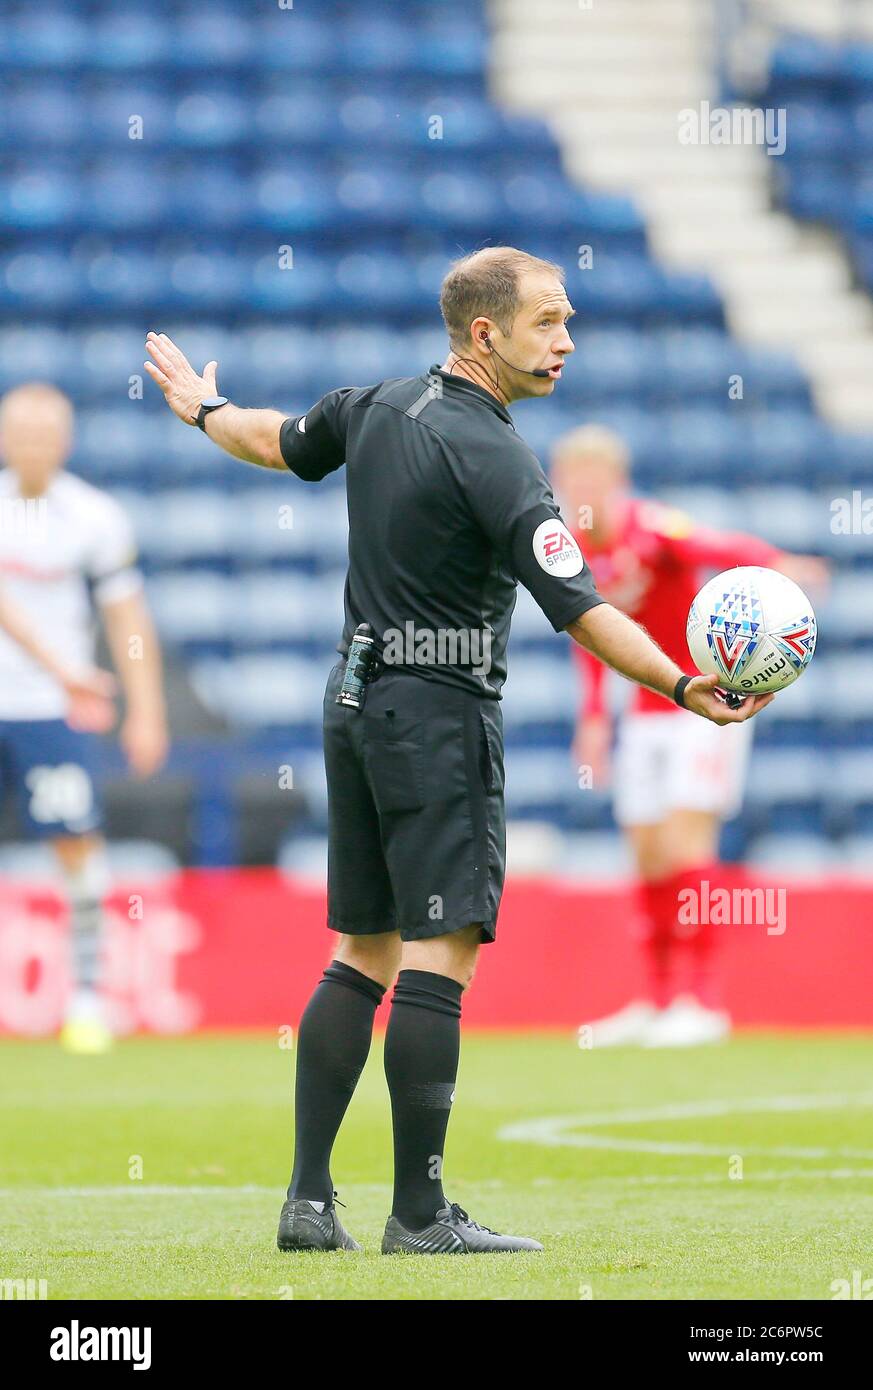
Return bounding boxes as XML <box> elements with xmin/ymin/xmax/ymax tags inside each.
<box><xmin>201</xmin><ymin>396</ymin><xmax>228</xmax><ymax>409</ymax></box>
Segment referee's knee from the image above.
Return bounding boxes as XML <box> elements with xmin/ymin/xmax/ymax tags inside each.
<box><xmin>333</xmin><ymin>931</ymin><xmax>401</xmax><ymax>988</ymax></box>
<box><xmin>401</xmin><ymin>924</ymin><xmax>482</xmax><ymax>991</ymax></box>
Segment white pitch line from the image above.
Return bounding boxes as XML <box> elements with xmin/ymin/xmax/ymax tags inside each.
<box><xmin>0</xmin><ymin>1183</ymin><xmax>393</xmax><ymax>1199</ymax></box>
<box><xmin>0</xmin><ymin>1185</ymin><xmax>275</xmax><ymax>1198</ymax></box>
<box><xmin>596</xmin><ymin>1168</ymin><xmax>873</xmax><ymax>1184</ymax></box>
<box><xmin>3</xmin><ymin>1170</ymin><xmax>873</xmax><ymax>1202</ymax></box>
<box><xmin>498</xmin><ymin>1091</ymin><xmax>873</xmax><ymax>1160</ymax></box>
<box><xmin>523</xmin><ymin>1091</ymin><xmax>873</xmax><ymax>1128</ymax></box>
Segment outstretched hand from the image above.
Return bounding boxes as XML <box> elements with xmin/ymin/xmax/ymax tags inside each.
<box><xmin>144</xmin><ymin>332</ymin><xmax>218</xmax><ymax>425</ymax></box>
<box><xmin>682</xmin><ymin>671</ymin><xmax>774</xmax><ymax>725</ymax></box>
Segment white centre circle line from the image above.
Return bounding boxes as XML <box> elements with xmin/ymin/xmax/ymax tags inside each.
<box><xmin>498</xmin><ymin>1091</ymin><xmax>873</xmax><ymax>1159</ymax></box>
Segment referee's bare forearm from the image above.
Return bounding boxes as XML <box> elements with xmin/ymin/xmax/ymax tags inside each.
<box><xmin>202</xmin><ymin>406</ymin><xmax>287</xmax><ymax>470</ymax></box>
<box><xmin>566</xmin><ymin>603</ymin><xmax>684</xmax><ymax>705</ymax></box>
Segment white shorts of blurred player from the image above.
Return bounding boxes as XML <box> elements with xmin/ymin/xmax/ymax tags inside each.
<box><xmin>612</xmin><ymin>709</ymin><xmax>753</xmax><ymax>828</ymax></box>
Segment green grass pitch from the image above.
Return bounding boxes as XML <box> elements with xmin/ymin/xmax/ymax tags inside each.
<box><xmin>2</xmin><ymin>1031</ymin><xmax>872</xmax><ymax>1300</ymax></box>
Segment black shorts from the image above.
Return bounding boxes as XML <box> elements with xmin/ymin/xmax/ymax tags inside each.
<box><xmin>322</xmin><ymin>660</ymin><xmax>506</xmax><ymax>943</ymax></box>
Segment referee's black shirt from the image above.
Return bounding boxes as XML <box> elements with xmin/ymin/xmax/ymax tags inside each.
<box><xmin>279</xmin><ymin>365</ymin><xmax>605</xmax><ymax>698</ymax></box>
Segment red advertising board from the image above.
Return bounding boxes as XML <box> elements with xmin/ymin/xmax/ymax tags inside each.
<box><xmin>1</xmin><ymin>870</ymin><xmax>871</xmax><ymax>1034</ymax></box>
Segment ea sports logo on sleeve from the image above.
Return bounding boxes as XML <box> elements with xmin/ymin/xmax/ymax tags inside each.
<box><xmin>532</xmin><ymin>519</ymin><xmax>584</xmax><ymax>577</ymax></box>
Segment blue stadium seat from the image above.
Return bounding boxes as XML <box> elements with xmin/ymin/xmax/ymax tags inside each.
<box><xmin>0</xmin><ymin>251</ymin><xmax>80</xmax><ymax>310</ymax></box>
<box><xmin>190</xmin><ymin>656</ymin><xmax>328</xmax><ymax>725</ymax></box>
<box><xmin>339</xmin><ymin>16</ymin><xmax>486</xmax><ymax>78</ymax></box>
<box><xmin>162</xmin><ymin>8</ymin><xmax>256</xmax><ymax>71</ymax></box>
<box><xmin>739</xmin><ymin>487</ymin><xmax>823</xmax><ymax>550</ymax></box>
<box><xmin>226</xmin><ymin>491</ymin><xmax>348</xmax><ymax>567</ymax></box>
<box><xmin>780</xmin><ymin>164</ymin><xmax>852</xmax><ymax>225</ymax></box>
<box><xmin>0</xmin><ymin>163</ymin><xmax>82</xmax><ymax>230</ymax></box>
<box><xmin>161</xmin><ymin>251</ymin><xmax>250</xmax><ymax>313</ymax></box>
<box><xmin>228</xmin><ymin>575</ymin><xmax>345</xmax><ymax>645</ymax></box>
<box><xmin>85</xmin><ymin>83</ymin><xmax>176</xmax><ymax>146</ymax></box>
<box><xmin>86</xmin><ymin>159</ymin><xmax>173</xmax><ymax>230</ymax></box>
<box><xmin>571</xmin><ymin>328</ymin><xmax>655</xmax><ymax>399</ymax></box>
<box><xmin>148</xmin><ymin>573</ymin><xmax>232</xmax><ymax>645</ymax></box>
<box><xmin>767</xmin><ymin>35</ymin><xmax>843</xmax><ymax>96</ymax></box>
<box><xmin>842</xmin><ymin>834</ymin><xmax>873</xmax><ymax>867</ymax></box>
<box><xmin>0</xmin><ymin>11</ymin><xmax>90</xmax><ymax>69</ymax></box>
<box><xmin>251</xmin><ymin>161</ymin><xmax>339</xmax><ymax>232</ymax></box>
<box><xmin>335</xmin><ymin>165</ymin><xmax>420</xmax><ymax>228</ymax></box>
<box><xmin>76</xmin><ymin>250</ymin><xmax>164</xmax><ymax>312</ymax></box>
<box><xmin>842</xmin><ymin>42</ymin><xmax>873</xmax><ymax>93</ymax></box>
<box><xmin>782</xmin><ymin>101</ymin><xmax>852</xmax><ymax>158</ymax></box>
<box><xmin>84</xmin><ymin>13</ymin><xmax>172</xmax><ymax>69</ymax></box>
<box><xmin>766</xmin><ymin>36</ymin><xmax>873</xmax><ymax>301</ymax></box>
<box><xmin>170</xmin><ymin>88</ymin><xmax>251</xmax><ymax>148</ymax></box>
<box><xmin>254</xmin><ymin>86</ymin><xmax>345</xmax><ymax>148</ymax></box>
<box><xmin>746</xmin><ymin>833</ymin><xmax>844</xmax><ymax>873</ymax></box>
<box><xmin>821</xmin><ymin>576</ymin><xmax>873</xmax><ymax>640</ymax></box>
<box><xmin>505</xmin><ymin>659</ymin><xmax>583</xmax><ymax>725</ymax></box>
<box><xmin>3</xmin><ymin>82</ymin><xmax>88</xmax><ymax>147</ymax></box>
<box><xmin>255</xmin><ymin>14</ymin><xmax>345</xmax><ymax>74</ymax></box>
<box><xmin>415</xmin><ymin>168</ymin><xmax>504</xmax><ymax>231</ymax></box>
<box><xmin>0</xmin><ymin>326</ymin><xmax>71</xmax><ymax>391</ymax></box>
<box><xmin>851</xmin><ymin>99</ymin><xmax>873</xmax><ymax>153</ymax></box>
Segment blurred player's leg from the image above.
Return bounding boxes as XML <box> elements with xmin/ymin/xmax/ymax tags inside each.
<box><xmin>634</xmin><ymin>833</ymin><xmax>678</xmax><ymax>1012</ymax></box>
<box><xmin>658</xmin><ymin>809</ymin><xmax>723</xmax><ymax>1009</ymax></box>
<box><xmin>639</xmin><ymin>718</ymin><xmax>753</xmax><ymax>1046</ymax></box>
<box><xmin>4</xmin><ymin>718</ymin><xmax>111</xmax><ymax>1052</ymax></box>
<box><xmin>582</xmin><ymin>712</ymin><xmax>748</xmax><ymax>1046</ymax></box>
<box><xmin>55</xmin><ymin>833</ymin><xmax>113</xmax><ymax>1054</ymax></box>
<box><xmin>580</xmin><ymin>717</ymin><xmax>671</xmax><ymax>1046</ymax></box>
<box><xmin>635</xmin><ymin>811</ymin><xmax>730</xmax><ymax>1048</ymax></box>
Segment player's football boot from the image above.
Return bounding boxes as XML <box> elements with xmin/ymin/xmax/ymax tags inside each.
<box><xmin>276</xmin><ymin>1195</ymin><xmax>362</xmax><ymax>1252</ymax></box>
<box><xmin>381</xmin><ymin>1202</ymin><xmax>543</xmax><ymax>1255</ymax></box>
<box><xmin>578</xmin><ymin>1000</ymin><xmax>656</xmax><ymax>1048</ymax></box>
<box><xmin>642</xmin><ymin>995</ymin><xmax>730</xmax><ymax>1048</ymax></box>
<box><xmin>59</xmin><ymin>1017</ymin><xmax>113</xmax><ymax>1055</ymax></box>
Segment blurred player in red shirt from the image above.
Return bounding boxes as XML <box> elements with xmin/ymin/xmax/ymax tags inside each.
<box><xmin>552</xmin><ymin>425</ymin><xmax>828</xmax><ymax>1046</ymax></box>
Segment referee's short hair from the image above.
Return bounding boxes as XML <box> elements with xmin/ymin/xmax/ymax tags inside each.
<box><xmin>439</xmin><ymin>246</ymin><xmax>565</xmax><ymax>352</ymax></box>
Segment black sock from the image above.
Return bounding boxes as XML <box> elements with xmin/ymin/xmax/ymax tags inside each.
<box><xmin>384</xmin><ymin>968</ymin><xmax>463</xmax><ymax>1231</ymax></box>
<box><xmin>288</xmin><ymin>960</ymin><xmax>385</xmax><ymax>1203</ymax></box>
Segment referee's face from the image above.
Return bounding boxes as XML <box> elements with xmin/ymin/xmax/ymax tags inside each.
<box><xmin>497</xmin><ymin>272</ymin><xmax>575</xmax><ymax>401</ymax></box>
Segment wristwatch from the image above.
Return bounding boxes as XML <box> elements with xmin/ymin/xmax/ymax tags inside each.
<box><xmin>194</xmin><ymin>396</ymin><xmax>229</xmax><ymax>431</ymax></box>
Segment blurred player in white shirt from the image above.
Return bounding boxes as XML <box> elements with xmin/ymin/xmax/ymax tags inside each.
<box><xmin>0</xmin><ymin>383</ymin><xmax>168</xmax><ymax>1052</ymax></box>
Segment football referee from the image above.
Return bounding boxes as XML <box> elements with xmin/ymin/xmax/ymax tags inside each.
<box><xmin>145</xmin><ymin>247</ymin><xmax>772</xmax><ymax>1255</ymax></box>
